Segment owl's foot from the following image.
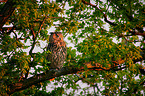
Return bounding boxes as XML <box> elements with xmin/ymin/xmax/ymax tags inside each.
<box><xmin>49</xmin><ymin>67</ymin><xmax>61</xmax><ymax>71</ymax></box>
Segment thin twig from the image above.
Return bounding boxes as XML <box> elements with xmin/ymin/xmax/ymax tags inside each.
<box><xmin>82</xmin><ymin>0</ymin><xmax>117</xmax><ymax>26</ymax></box>
<box><xmin>119</xmin><ymin>33</ymin><xmax>145</xmax><ymax>44</ymax></box>
<box><xmin>38</xmin><ymin>16</ymin><xmax>47</xmax><ymax>34</ymax></box>
<box><xmin>29</xmin><ymin>26</ymin><xmax>37</xmax><ymax>58</ymax></box>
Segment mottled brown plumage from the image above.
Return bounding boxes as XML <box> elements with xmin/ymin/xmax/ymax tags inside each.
<box><xmin>47</xmin><ymin>32</ymin><xmax>67</xmax><ymax>69</ymax></box>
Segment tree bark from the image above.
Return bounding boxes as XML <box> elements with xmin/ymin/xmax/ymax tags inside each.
<box><xmin>8</xmin><ymin>58</ymin><xmax>127</xmax><ymax>95</ymax></box>
<box><xmin>0</xmin><ymin>0</ymin><xmax>16</xmax><ymax>30</ymax></box>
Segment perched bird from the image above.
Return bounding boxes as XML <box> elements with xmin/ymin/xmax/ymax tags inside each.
<box><xmin>46</xmin><ymin>32</ymin><xmax>67</xmax><ymax>69</ymax></box>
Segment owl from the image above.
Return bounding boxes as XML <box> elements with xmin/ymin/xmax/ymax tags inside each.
<box><xmin>46</xmin><ymin>32</ymin><xmax>67</xmax><ymax>69</ymax></box>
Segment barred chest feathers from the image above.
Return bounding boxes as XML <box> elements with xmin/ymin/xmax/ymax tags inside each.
<box><xmin>46</xmin><ymin>32</ymin><xmax>67</xmax><ymax>69</ymax></box>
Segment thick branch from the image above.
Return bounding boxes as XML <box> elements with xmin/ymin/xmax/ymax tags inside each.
<box><xmin>0</xmin><ymin>0</ymin><xmax>8</xmax><ymax>2</ymax></box>
<box><xmin>8</xmin><ymin>58</ymin><xmax>126</xmax><ymax>95</ymax></box>
<box><xmin>0</xmin><ymin>0</ymin><xmax>16</xmax><ymax>30</ymax></box>
<box><xmin>8</xmin><ymin>66</ymin><xmax>78</xmax><ymax>95</ymax></box>
<box><xmin>7</xmin><ymin>53</ymin><xmax>143</xmax><ymax>95</ymax></box>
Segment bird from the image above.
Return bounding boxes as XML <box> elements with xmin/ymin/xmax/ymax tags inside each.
<box><xmin>46</xmin><ymin>32</ymin><xmax>67</xmax><ymax>69</ymax></box>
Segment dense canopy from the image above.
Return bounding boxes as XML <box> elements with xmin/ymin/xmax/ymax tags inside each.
<box><xmin>0</xmin><ymin>0</ymin><xmax>145</xmax><ymax>95</ymax></box>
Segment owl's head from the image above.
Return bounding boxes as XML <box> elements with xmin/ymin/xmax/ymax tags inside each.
<box><xmin>49</xmin><ymin>32</ymin><xmax>64</xmax><ymax>43</ymax></box>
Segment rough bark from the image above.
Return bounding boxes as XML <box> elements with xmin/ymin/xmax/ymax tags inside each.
<box><xmin>0</xmin><ymin>0</ymin><xmax>16</xmax><ymax>30</ymax></box>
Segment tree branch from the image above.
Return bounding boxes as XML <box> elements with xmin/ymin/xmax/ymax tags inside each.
<box><xmin>0</xmin><ymin>26</ymin><xmax>22</xmax><ymax>32</ymax></box>
<box><xmin>7</xmin><ymin>58</ymin><xmax>127</xmax><ymax>95</ymax></box>
<box><xmin>29</xmin><ymin>28</ymin><xmax>36</xmax><ymax>56</ymax></box>
<box><xmin>0</xmin><ymin>0</ymin><xmax>16</xmax><ymax>30</ymax></box>
<box><xmin>38</xmin><ymin>16</ymin><xmax>47</xmax><ymax>34</ymax></box>
<box><xmin>82</xmin><ymin>0</ymin><xmax>117</xmax><ymax>26</ymax></box>
<box><xmin>118</xmin><ymin>32</ymin><xmax>145</xmax><ymax>44</ymax></box>
<box><xmin>129</xmin><ymin>30</ymin><xmax>145</xmax><ymax>37</ymax></box>
<box><xmin>7</xmin><ymin>53</ymin><xmax>143</xmax><ymax>95</ymax></box>
<box><xmin>109</xmin><ymin>1</ymin><xmax>144</xmax><ymax>33</ymax></box>
<box><xmin>8</xmin><ymin>66</ymin><xmax>78</xmax><ymax>95</ymax></box>
<box><xmin>0</xmin><ymin>0</ymin><xmax>8</xmax><ymax>3</ymax></box>
<box><xmin>29</xmin><ymin>16</ymin><xmax>47</xmax><ymax>56</ymax></box>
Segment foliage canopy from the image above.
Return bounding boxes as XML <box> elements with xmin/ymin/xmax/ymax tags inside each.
<box><xmin>0</xmin><ymin>0</ymin><xmax>145</xmax><ymax>95</ymax></box>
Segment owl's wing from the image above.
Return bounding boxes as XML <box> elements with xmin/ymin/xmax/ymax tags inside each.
<box><xmin>46</xmin><ymin>43</ymin><xmax>52</xmax><ymax>64</ymax></box>
<box><xmin>47</xmin><ymin>43</ymin><xmax>52</xmax><ymax>51</ymax></box>
<box><xmin>46</xmin><ymin>43</ymin><xmax>57</xmax><ymax>61</ymax></box>
<box><xmin>62</xmin><ymin>45</ymin><xmax>67</xmax><ymax>59</ymax></box>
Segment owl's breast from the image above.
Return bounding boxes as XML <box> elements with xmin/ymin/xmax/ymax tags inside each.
<box><xmin>47</xmin><ymin>42</ymin><xmax>67</xmax><ymax>69</ymax></box>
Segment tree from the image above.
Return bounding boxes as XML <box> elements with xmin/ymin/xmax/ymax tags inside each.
<box><xmin>0</xmin><ymin>0</ymin><xmax>144</xmax><ymax>95</ymax></box>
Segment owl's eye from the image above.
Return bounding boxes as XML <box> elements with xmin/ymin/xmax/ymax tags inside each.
<box><xmin>55</xmin><ymin>33</ymin><xmax>59</xmax><ymax>37</ymax></box>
